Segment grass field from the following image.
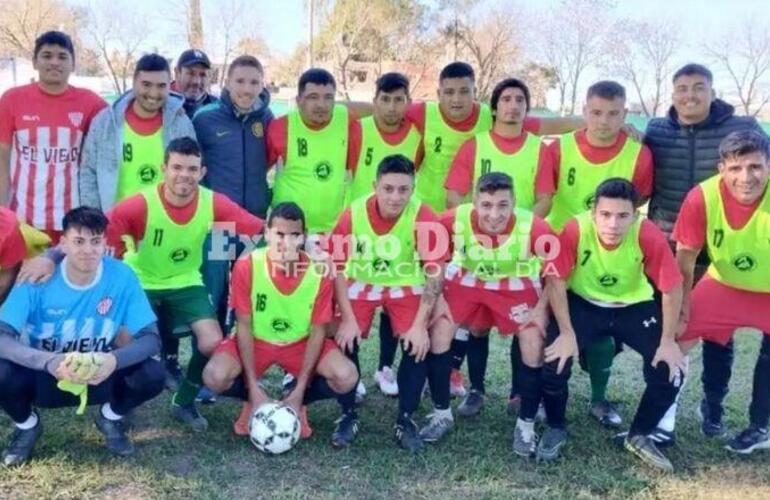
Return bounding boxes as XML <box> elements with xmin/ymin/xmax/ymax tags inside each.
<box><xmin>1</xmin><ymin>329</ymin><xmax>769</xmax><ymax>499</ymax></box>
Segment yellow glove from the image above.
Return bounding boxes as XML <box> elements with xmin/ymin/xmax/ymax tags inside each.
<box><xmin>18</xmin><ymin>223</ymin><xmax>51</xmax><ymax>257</ymax></box>
<box><xmin>57</xmin><ymin>380</ymin><xmax>88</xmax><ymax>415</ymax></box>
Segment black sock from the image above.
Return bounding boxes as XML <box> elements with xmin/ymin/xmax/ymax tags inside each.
<box><xmin>344</xmin><ymin>343</ymin><xmax>361</xmax><ymax>376</ymax></box>
<box><xmin>750</xmin><ymin>335</ymin><xmax>770</xmax><ymax>429</ymax></box>
<box><xmin>451</xmin><ymin>335</ymin><xmax>468</xmax><ymax>370</ymax></box>
<box><xmin>510</xmin><ymin>336</ymin><xmax>522</xmax><ymax>397</ymax></box>
<box><xmin>518</xmin><ymin>364</ymin><xmax>542</xmax><ymax>421</ymax></box>
<box><xmin>702</xmin><ymin>339</ymin><xmax>733</xmax><ymax>420</ymax></box>
<box><xmin>303</xmin><ymin>376</ymin><xmax>337</xmax><ymax>405</ymax></box>
<box><xmin>378</xmin><ymin>313</ymin><xmax>398</xmax><ymax>370</ymax></box>
<box><xmin>397</xmin><ymin>350</ymin><xmax>426</xmax><ymax>417</ymax></box>
<box><xmin>467</xmin><ymin>334</ymin><xmax>489</xmax><ymax>393</ymax></box>
<box><xmin>428</xmin><ymin>350</ymin><xmax>452</xmax><ymax>410</ymax></box>
<box><xmin>162</xmin><ymin>330</ymin><xmax>180</xmax><ymax>366</ymax></box>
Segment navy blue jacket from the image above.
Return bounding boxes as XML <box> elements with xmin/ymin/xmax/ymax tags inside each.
<box><xmin>193</xmin><ymin>88</ymin><xmax>273</xmax><ymax>217</ymax></box>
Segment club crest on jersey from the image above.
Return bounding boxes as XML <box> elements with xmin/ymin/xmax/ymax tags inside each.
<box><xmin>96</xmin><ymin>297</ymin><xmax>113</xmax><ymax>315</ymax></box>
<box><xmin>138</xmin><ymin>165</ymin><xmax>159</xmax><ymax>184</ymax></box>
<box><xmin>733</xmin><ymin>253</ymin><xmax>757</xmax><ymax>272</ymax></box>
<box><xmin>314</xmin><ymin>162</ymin><xmax>332</xmax><ymax>180</ymax></box>
<box><xmin>584</xmin><ymin>194</ymin><xmax>595</xmax><ymax>210</ymax></box>
<box><xmin>68</xmin><ymin>112</ymin><xmax>84</xmax><ymax>127</ymax></box>
<box><xmin>170</xmin><ymin>247</ymin><xmax>191</xmax><ymax>263</ymax></box>
<box><xmin>598</xmin><ymin>274</ymin><xmax>619</xmax><ymax>287</ymax></box>
<box><xmin>508</xmin><ymin>304</ymin><xmax>531</xmax><ymax>324</ymax></box>
<box><xmin>272</xmin><ymin>318</ymin><xmax>291</xmax><ymax>333</ymax></box>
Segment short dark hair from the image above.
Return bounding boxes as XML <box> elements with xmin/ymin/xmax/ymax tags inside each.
<box><xmin>227</xmin><ymin>55</ymin><xmax>264</xmax><ymax>77</ymax></box>
<box><xmin>298</xmin><ymin>68</ymin><xmax>336</xmax><ymax>95</ymax></box>
<box><xmin>439</xmin><ymin>62</ymin><xmax>475</xmax><ymax>83</ymax></box>
<box><xmin>594</xmin><ymin>178</ymin><xmax>639</xmax><ymax>208</ymax></box>
<box><xmin>719</xmin><ymin>130</ymin><xmax>770</xmax><ymax>161</ymax></box>
<box><xmin>267</xmin><ymin>202</ymin><xmax>306</xmax><ymax>233</ymax></box>
<box><xmin>673</xmin><ymin>63</ymin><xmax>713</xmax><ymax>85</ymax></box>
<box><xmin>34</xmin><ymin>31</ymin><xmax>75</xmax><ymax>61</ymax></box>
<box><xmin>490</xmin><ymin>78</ymin><xmax>531</xmax><ymax>114</ymax></box>
<box><xmin>134</xmin><ymin>53</ymin><xmax>171</xmax><ymax>78</ymax></box>
<box><xmin>164</xmin><ymin>136</ymin><xmax>201</xmax><ymax>163</ymax></box>
<box><xmin>476</xmin><ymin>172</ymin><xmax>513</xmax><ymax>196</ymax></box>
<box><xmin>376</xmin><ymin>154</ymin><xmax>415</xmax><ymax>179</ymax></box>
<box><xmin>587</xmin><ymin>80</ymin><xmax>626</xmax><ymax>101</ymax></box>
<box><xmin>375</xmin><ymin>72</ymin><xmax>410</xmax><ymax>97</ymax></box>
<box><xmin>62</xmin><ymin>206</ymin><xmax>109</xmax><ymax>235</ymax></box>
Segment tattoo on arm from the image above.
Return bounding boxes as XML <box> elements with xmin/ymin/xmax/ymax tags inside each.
<box><xmin>421</xmin><ymin>275</ymin><xmax>443</xmax><ymax>308</ymax></box>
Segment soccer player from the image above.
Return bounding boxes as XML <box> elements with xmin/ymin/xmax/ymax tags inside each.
<box><xmin>0</xmin><ymin>31</ymin><xmax>106</xmax><ymax>242</ymax></box>
<box><xmin>0</xmin><ymin>207</ymin><xmax>163</xmax><ymax>466</ymax></box>
<box><xmin>346</xmin><ymin>72</ymin><xmax>424</xmax><ymax>397</ymax></box>
<box><xmin>202</xmin><ymin>202</ymin><xmax>360</xmax><ymax>448</ymax></box>
<box><xmin>540</xmin><ymin>80</ymin><xmax>655</xmax><ymax>428</ymax></box>
<box><xmin>172</xmin><ymin>49</ymin><xmax>217</xmax><ymax>119</ymax></box>
<box><xmin>267</xmin><ymin>68</ymin><xmax>356</xmax><ymax>235</ymax></box>
<box><xmin>444</xmin><ymin>78</ymin><xmax>556</xmax><ymax>413</ymax></box>
<box><xmin>80</xmin><ymin>53</ymin><xmax>196</xmax><ymax>210</ymax></box>
<box><xmin>440</xmin><ymin>171</ymin><xmax>553</xmax><ymax>454</ymax></box>
<box><xmin>540</xmin><ymin>178</ymin><xmax>684</xmax><ymax>471</ymax></box>
<box><xmin>674</xmin><ymin>130</ymin><xmax>770</xmax><ymax>454</ymax></box>
<box><xmin>106</xmin><ymin>137</ymin><xmax>263</xmax><ymax>431</ymax></box>
<box><xmin>330</xmin><ymin>154</ymin><xmax>452</xmax><ymax>452</ymax></box>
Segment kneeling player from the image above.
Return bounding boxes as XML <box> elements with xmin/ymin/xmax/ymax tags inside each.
<box><xmin>203</xmin><ymin>203</ymin><xmax>360</xmax><ymax>448</ymax></box>
<box><xmin>0</xmin><ymin>207</ymin><xmax>163</xmax><ymax>466</ymax></box>
<box><xmin>441</xmin><ymin>172</ymin><xmax>554</xmax><ymax>455</ymax></box>
<box><xmin>542</xmin><ymin>179</ymin><xmax>685</xmax><ymax>472</ymax></box>
<box><xmin>675</xmin><ymin>130</ymin><xmax>770</xmax><ymax>453</ymax></box>
<box><xmin>331</xmin><ymin>154</ymin><xmax>453</xmax><ymax>452</ymax></box>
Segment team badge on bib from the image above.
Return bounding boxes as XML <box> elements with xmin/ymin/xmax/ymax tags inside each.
<box><xmin>272</xmin><ymin>318</ymin><xmax>291</xmax><ymax>333</ymax></box>
<box><xmin>598</xmin><ymin>274</ymin><xmax>619</xmax><ymax>287</ymax></box>
<box><xmin>96</xmin><ymin>297</ymin><xmax>113</xmax><ymax>316</ymax></box>
<box><xmin>733</xmin><ymin>254</ymin><xmax>757</xmax><ymax>272</ymax></box>
<box><xmin>170</xmin><ymin>248</ymin><xmax>191</xmax><ymax>263</ymax></box>
<box><xmin>314</xmin><ymin>162</ymin><xmax>332</xmax><ymax>180</ymax></box>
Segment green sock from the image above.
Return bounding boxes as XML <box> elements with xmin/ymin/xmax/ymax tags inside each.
<box><xmin>586</xmin><ymin>336</ymin><xmax>615</xmax><ymax>404</ymax></box>
<box><xmin>173</xmin><ymin>348</ymin><xmax>208</xmax><ymax>406</ymax></box>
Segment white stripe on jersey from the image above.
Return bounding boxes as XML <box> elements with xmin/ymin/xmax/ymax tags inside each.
<box><xmin>11</xmin><ymin>128</ymin><xmax>30</xmax><ymax>224</ymax></box>
<box><xmin>32</xmin><ymin>126</ymin><xmax>50</xmax><ymax>228</ymax></box>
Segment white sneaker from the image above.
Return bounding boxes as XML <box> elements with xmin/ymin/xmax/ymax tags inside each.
<box><xmin>355</xmin><ymin>380</ymin><xmax>367</xmax><ymax>404</ymax></box>
<box><xmin>374</xmin><ymin>366</ymin><xmax>399</xmax><ymax>396</ymax></box>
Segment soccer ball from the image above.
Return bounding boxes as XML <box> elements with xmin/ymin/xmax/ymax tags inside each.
<box><xmin>249</xmin><ymin>402</ymin><xmax>301</xmax><ymax>455</ymax></box>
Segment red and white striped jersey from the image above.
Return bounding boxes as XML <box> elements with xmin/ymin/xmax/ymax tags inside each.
<box><xmin>0</xmin><ymin>83</ymin><xmax>106</xmax><ymax>231</ymax></box>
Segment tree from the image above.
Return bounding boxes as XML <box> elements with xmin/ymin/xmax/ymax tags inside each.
<box><xmin>520</xmin><ymin>62</ymin><xmax>557</xmax><ymax>109</ymax></box>
<box><xmin>537</xmin><ymin>0</ymin><xmax>616</xmax><ymax>115</ymax></box>
<box><xmin>704</xmin><ymin>19</ymin><xmax>770</xmax><ymax>117</ymax></box>
<box><xmin>85</xmin><ymin>1</ymin><xmax>150</xmax><ymax>94</ymax></box>
<box><xmin>188</xmin><ymin>0</ymin><xmax>204</xmax><ymax>48</ymax></box>
<box><xmin>605</xmin><ymin>19</ymin><xmax>679</xmax><ymax>117</ymax></box>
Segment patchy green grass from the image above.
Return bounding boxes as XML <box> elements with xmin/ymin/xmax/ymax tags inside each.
<box><xmin>2</xmin><ymin>329</ymin><xmax>770</xmax><ymax>499</ymax></box>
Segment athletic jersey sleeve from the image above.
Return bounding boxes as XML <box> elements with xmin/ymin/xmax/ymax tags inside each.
<box><xmin>347</xmin><ymin>119</ymin><xmax>363</xmax><ymax>174</ymax></box>
<box><xmin>632</xmin><ymin>145</ymin><xmax>654</xmax><ymax>199</ymax></box>
<box><xmin>444</xmin><ymin>138</ymin><xmax>476</xmax><ymax>195</ymax></box>
<box><xmin>0</xmin><ymin>216</ymin><xmax>28</xmax><ymax>269</ymax></box>
<box><xmin>405</xmin><ymin>102</ymin><xmax>426</xmax><ymax>133</ymax></box>
<box><xmin>329</xmin><ymin>208</ymin><xmax>353</xmax><ymax>267</ymax></box>
<box><xmin>212</xmin><ymin>193</ymin><xmax>264</xmax><ymax>237</ymax></box>
<box><xmin>415</xmin><ymin>205</ymin><xmax>449</xmax><ymax>265</ymax></box>
<box><xmin>530</xmin><ymin>216</ymin><xmax>560</xmax><ymax>275</ymax></box>
<box><xmin>534</xmin><ymin>142</ymin><xmax>557</xmax><ymax>196</ymax></box>
<box><xmin>106</xmin><ymin>195</ymin><xmax>148</xmax><ymax>258</ymax></box>
<box><xmin>551</xmin><ymin>218</ymin><xmax>579</xmax><ymax>279</ymax></box>
<box><xmin>311</xmin><ymin>277</ymin><xmax>334</xmax><ymax>325</ymax></box>
<box><xmin>523</xmin><ymin>116</ymin><xmax>542</xmax><ymax>135</ymax></box>
<box><xmin>0</xmin><ymin>281</ymin><xmax>34</xmax><ymax>333</ymax></box>
<box><xmin>230</xmin><ymin>257</ymin><xmax>253</xmax><ymax>316</ymax></box>
<box><xmin>672</xmin><ymin>186</ymin><xmax>707</xmax><ymax>251</ymax></box>
<box><xmin>639</xmin><ymin>220</ymin><xmax>683</xmax><ymax>293</ymax></box>
<box><xmin>266</xmin><ymin>116</ymin><xmax>288</xmax><ymax>167</ymax></box>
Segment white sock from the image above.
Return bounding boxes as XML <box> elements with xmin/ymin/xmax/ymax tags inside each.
<box><xmin>454</xmin><ymin>327</ymin><xmax>469</xmax><ymax>341</ymax></box>
<box><xmin>516</xmin><ymin>418</ymin><xmax>535</xmax><ymax>439</ymax></box>
<box><xmin>15</xmin><ymin>412</ymin><xmax>38</xmax><ymax>430</ymax></box>
<box><xmin>101</xmin><ymin>403</ymin><xmax>123</xmax><ymax>421</ymax></box>
<box><xmin>433</xmin><ymin>407</ymin><xmax>453</xmax><ymax>420</ymax></box>
<box><xmin>657</xmin><ymin>355</ymin><xmax>690</xmax><ymax>432</ymax></box>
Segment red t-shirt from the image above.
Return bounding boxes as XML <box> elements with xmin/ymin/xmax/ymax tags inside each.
<box><xmin>552</xmin><ymin>218</ymin><xmax>682</xmax><ymax>293</ymax></box>
<box><xmin>266</xmin><ymin>112</ymin><xmax>358</xmax><ymax>167</ymax></box>
<box><xmin>329</xmin><ymin>196</ymin><xmax>447</xmax><ymax>266</ymax></box>
<box><xmin>544</xmin><ymin>130</ymin><xmax>654</xmax><ymax>198</ymax></box>
<box><xmin>229</xmin><ymin>253</ymin><xmax>334</xmax><ymax>326</ymax></box>
<box><xmin>0</xmin><ymin>208</ymin><xmax>29</xmax><ymax>269</ymax></box>
<box><xmin>0</xmin><ymin>83</ymin><xmax>106</xmax><ymax>231</ymax></box>
<box><xmin>404</xmin><ymin>101</ymin><xmax>542</xmax><ymax>135</ymax></box>
<box><xmin>347</xmin><ymin>119</ymin><xmax>425</xmax><ymax>173</ymax></box>
<box><xmin>673</xmin><ymin>179</ymin><xmax>762</xmax><ymax>250</ymax></box>
<box><xmin>106</xmin><ymin>184</ymin><xmax>264</xmax><ymax>256</ymax></box>
<box><xmin>124</xmin><ymin>102</ymin><xmax>163</xmax><ymax>135</ymax></box>
<box><xmin>444</xmin><ymin>130</ymin><xmax>556</xmax><ymax>196</ymax></box>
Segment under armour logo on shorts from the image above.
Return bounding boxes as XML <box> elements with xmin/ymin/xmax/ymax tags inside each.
<box><xmin>642</xmin><ymin>316</ymin><xmax>657</xmax><ymax>328</ymax></box>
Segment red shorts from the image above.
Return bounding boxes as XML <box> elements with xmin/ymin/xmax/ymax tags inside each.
<box><xmin>679</xmin><ymin>275</ymin><xmax>770</xmax><ymax>346</ymax></box>
<box><xmin>350</xmin><ymin>294</ymin><xmax>422</xmax><ymax>338</ymax></box>
<box><xmin>215</xmin><ymin>336</ymin><xmax>338</xmax><ymax>377</ymax></box>
<box><xmin>444</xmin><ymin>280</ymin><xmax>540</xmax><ymax>335</ymax></box>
